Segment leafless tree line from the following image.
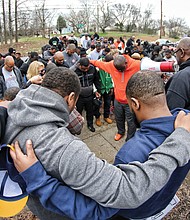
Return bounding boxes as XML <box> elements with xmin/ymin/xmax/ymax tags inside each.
<box><xmin>0</xmin><ymin>0</ymin><xmax>56</xmax><ymax>44</ymax></box>
<box><xmin>0</xmin><ymin>0</ymin><xmax>189</xmax><ymax>45</ymax></box>
<box><xmin>69</xmin><ymin>0</ymin><xmax>189</xmax><ymax>37</ymax></box>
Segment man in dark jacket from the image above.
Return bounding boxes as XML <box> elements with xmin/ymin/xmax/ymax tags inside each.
<box><xmin>75</xmin><ymin>57</ymin><xmax>101</xmax><ymax>132</ymax></box>
<box><xmin>126</xmin><ymin>36</ymin><xmax>135</xmax><ymax>49</ymax></box>
<box><xmin>165</xmin><ymin>37</ymin><xmax>190</xmax><ymax>110</ymax></box>
<box><xmin>0</xmin><ymin>56</ymin><xmax>24</xmax><ymax>99</ymax></box>
<box><xmin>43</xmin><ymin>46</ymin><xmax>57</xmax><ymax>61</ymax></box>
<box><xmin>50</xmin><ymin>51</ymin><xmax>69</xmax><ymax>68</ymax></box>
<box><xmin>19</xmin><ymin>52</ymin><xmax>39</xmax><ymax>77</ymax></box>
<box><xmin>15</xmin><ymin>52</ymin><xmax>24</xmax><ymax>68</ymax></box>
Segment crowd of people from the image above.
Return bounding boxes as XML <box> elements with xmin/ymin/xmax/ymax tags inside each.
<box><xmin>0</xmin><ymin>32</ymin><xmax>190</xmax><ymax>220</ymax></box>
<box><xmin>0</xmin><ymin>33</ymin><xmax>180</xmax><ymax>139</ymax></box>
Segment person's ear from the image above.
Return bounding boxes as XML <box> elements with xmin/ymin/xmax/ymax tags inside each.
<box><xmin>131</xmin><ymin>97</ymin><xmax>140</xmax><ymax>111</ymax></box>
<box><xmin>180</xmin><ymin>48</ymin><xmax>186</xmax><ymax>58</ymax></box>
<box><xmin>67</xmin><ymin>92</ymin><xmax>75</xmax><ymax>107</ymax></box>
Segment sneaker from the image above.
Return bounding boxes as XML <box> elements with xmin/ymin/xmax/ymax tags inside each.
<box><xmin>88</xmin><ymin>125</ymin><xmax>95</xmax><ymax>132</ymax></box>
<box><xmin>104</xmin><ymin>118</ymin><xmax>113</xmax><ymax>124</ymax></box>
<box><xmin>95</xmin><ymin>117</ymin><xmax>102</xmax><ymax>126</ymax></box>
<box><xmin>114</xmin><ymin>133</ymin><xmax>123</xmax><ymax>141</ymax></box>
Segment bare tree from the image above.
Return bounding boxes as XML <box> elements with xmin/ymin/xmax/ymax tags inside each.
<box><xmin>15</xmin><ymin>0</ymin><xmax>18</xmax><ymax>42</ymax></box>
<box><xmin>15</xmin><ymin>0</ymin><xmax>28</xmax><ymax>42</ymax></box>
<box><xmin>138</xmin><ymin>5</ymin><xmax>158</xmax><ymax>34</ymax></box>
<box><xmin>111</xmin><ymin>3</ymin><xmax>131</xmax><ymax>31</ymax></box>
<box><xmin>126</xmin><ymin>4</ymin><xmax>141</xmax><ymax>32</ymax></box>
<box><xmin>34</xmin><ymin>0</ymin><xmax>56</xmax><ymax>38</ymax></box>
<box><xmin>93</xmin><ymin>0</ymin><xmax>113</xmax><ymax>33</ymax></box>
<box><xmin>16</xmin><ymin>8</ymin><xmax>32</xmax><ymax>36</ymax></box>
<box><xmin>8</xmin><ymin>0</ymin><xmax>13</xmax><ymax>44</ymax></box>
<box><xmin>166</xmin><ymin>17</ymin><xmax>187</xmax><ymax>38</ymax></box>
<box><xmin>79</xmin><ymin>0</ymin><xmax>93</xmax><ymax>32</ymax></box>
<box><xmin>2</xmin><ymin>0</ymin><xmax>7</xmax><ymax>44</ymax></box>
<box><xmin>65</xmin><ymin>8</ymin><xmax>87</xmax><ymax>33</ymax></box>
<box><xmin>0</xmin><ymin>18</ymin><xmax>3</xmax><ymax>44</ymax></box>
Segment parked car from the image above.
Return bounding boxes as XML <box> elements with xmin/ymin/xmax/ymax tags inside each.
<box><xmin>155</xmin><ymin>39</ymin><xmax>171</xmax><ymax>45</ymax></box>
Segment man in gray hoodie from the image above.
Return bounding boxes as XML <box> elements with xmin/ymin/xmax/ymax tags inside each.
<box><xmin>4</xmin><ymin>67</ymin><xmax>190</xmax><ymax>220</ymax></box>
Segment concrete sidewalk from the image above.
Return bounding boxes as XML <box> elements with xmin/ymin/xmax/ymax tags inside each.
<box><xmin>78</xmin><ymin>115</ymin><xmax>126</xmax><ymax>164</ymax></box>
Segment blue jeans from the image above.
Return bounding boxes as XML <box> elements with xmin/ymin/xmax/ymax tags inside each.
<box><xmin>114</xmin><ymin>100</ymin><xmax>136</xmax><ymax>141</ymax></box>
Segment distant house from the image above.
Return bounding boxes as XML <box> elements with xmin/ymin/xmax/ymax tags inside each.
<box><xmin>61</xmin><ymin>26</ymin><xmax>74</xmax><ymax>34</ymax></box>
<box><xmin>105</xmin><ymin>26</ymin><xmax>118</xmax><ymax>31</ymax></box>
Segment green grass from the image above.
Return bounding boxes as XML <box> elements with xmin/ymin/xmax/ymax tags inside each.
<box><xmin>19</xmin><ymin>36</ymin><xmax>48</xmax><ymax>42</ymax></box>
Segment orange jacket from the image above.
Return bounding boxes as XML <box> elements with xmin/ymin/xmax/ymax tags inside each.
<box><xmin>114</xmin><ymin>41</ymin><xmax>125</xmax><ymax>49</ymax></box>
<box><xmin>90</xmin><ymin>55</ymin><xmax>140</xmax><ymax>104</ymax></box>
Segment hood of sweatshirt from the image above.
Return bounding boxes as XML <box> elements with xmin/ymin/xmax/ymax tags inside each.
<box><xmin>7</xmin><ymin>84</ymin><xmax>70</xmax><ymax>128</ymax></box>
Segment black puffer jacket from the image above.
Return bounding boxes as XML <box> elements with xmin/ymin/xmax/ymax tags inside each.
<box><xmin>166</xmin><ymin>58</ymin><xmax>190</xmax><ymax>110</ymax></box>
<box><xmin>75</xmin><ymin>65</ymin><xmax>101</xmax><ymax>97</ymax></box>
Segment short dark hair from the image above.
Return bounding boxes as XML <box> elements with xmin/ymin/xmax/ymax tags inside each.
<box><xmin>104</xmin><ymin>47</ymin><xmax>111</xmax><ymax>53</ymax></box>
<box><xmin>105</xmin><ymin>54</ymin><xmax>113</xmax><ymax>62</ymax></box>
<box><xmin>79</xmin><ymin>57</ymin><xmax>90</xmax><ymax>67</ymax></box>
<box><xmin>80</xmin><ymin>48</ymin><xmax>87</xmax><ymax>55</ymax></box>
<box><xmin>8</xmin><ymin>48</ymin><xmax>15</xmax><ymax>53</ymax></box>
<box><xmin>165</xmin><ymin>49</ymin><xmax>172</xmax><ymax>54</ymax></box>
<box><xmin>46</xmin><ymin>62</ymin><xmax>57</xmax><ymax>73</ymax></box>
<box><xmin>90</xmin><ymin>45</ymin><xmax>95</xmax><ymax>49</ymax></box>
<box><xmin>95</xmin><ymin>43</ymin><xmax>101</xmax><ymax>48</ymax></box>
<box><xmin>30</xmin><ymin>52</ymin><xmax>38</xmax><ymax>59</ymax></box>
<box><xmin>126</xmin><ymin>70</ymin><xmax>165</xmax><ymax>105</ymax></box>
<box><xmin>50</xmin><ymin>46</ymin><xmax>57</xmax><ymax>50</ymax></box>
<box><xmin>4</xmin><ymin>87</ymin><xmax>20</xmax><ymax>101</ymax></box>
<box><xmin>41</xmin><ymin>67</ymin><xmax>81</xmax><ymax>99</ymax></box>
<box><xmin>113</xmin><ymin>55</ymin><xmax>126</xmax><ymax>70</ymax></box>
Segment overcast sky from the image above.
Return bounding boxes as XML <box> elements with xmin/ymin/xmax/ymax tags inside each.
<box><xmin>45</xmin><ymin>0</ymin><xmax>189</xmax><ymax>26</ymax></box>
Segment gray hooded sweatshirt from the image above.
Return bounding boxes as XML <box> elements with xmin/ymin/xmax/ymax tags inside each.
<box><xmin>4</xmin><ymin>84</ymin><xmax>190</xmax><ymax>220</ymax></box>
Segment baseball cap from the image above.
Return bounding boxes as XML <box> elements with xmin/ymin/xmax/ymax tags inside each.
<box><xmin>0</xmin><ymin>144</ymin><xmax>28</xmax><ymax>217</ymax></box>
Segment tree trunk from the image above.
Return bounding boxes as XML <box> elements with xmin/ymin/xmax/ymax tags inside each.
<box><xmin>9</xmin><ymin>0</ymin><xmax>13</xmax><ymax>44</ymax></box>
<box><xmin>2</xmin><ymin>0</ymin><xmax>7</xmax><ymax>44</ymax></box>
<box><xmin>42</xmin><ymin>4</ymin><xmax>46</xmax><ymax>38</ymax></box>
<box><xmin>102</xmin><ymin>28</ymin><xmax>105</xmax><ymax>33</ymax></box>
<box><xmin>0</xmin><ymin>18</ymin><xmax>3</xmax><ymax>44</ymax></box>
<box><xmin>15</xmin><ymin>0</ymin><xmax>18</xmax><ymax>42</ymax></box>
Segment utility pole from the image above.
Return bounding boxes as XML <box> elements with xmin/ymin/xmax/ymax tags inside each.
<box><xmin>160</xmin><ymin>0</ymin><xmax>163</xmax><ymax>38</ymax></box>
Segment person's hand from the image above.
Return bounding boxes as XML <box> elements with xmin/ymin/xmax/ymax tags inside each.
<box><xmin>29</xmin><ymin>75</ymin><xmax>43</xmax><ymax>85</ymax></box>
<box><xmin>95</xmin><ymin>92</ymin><xmax>101</xmax><ymax>99</ymax></box>
<box><xmin>10</xmin><ymin>140</ymin><xmax>38</xmax><ymax>173</ymax></box>
<box><xmin>174</xmin><ymin>110</ymin><xmax>190</xmax><ymax>132</ymax></box>
<box><xmin>0</xmin><ymin>100</ymin><xmax>11</xmax><ymax>108</ymax></box>
<box><xmin>109</xmin><ymin>88</ymin><xmax>114</xmax><ymax>96</ymax></box>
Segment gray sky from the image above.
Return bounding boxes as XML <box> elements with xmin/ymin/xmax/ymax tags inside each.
<box><xmin>45</xmin><ymin>0</ymin><xmax>189</xmax><ymax>26</ymax></box>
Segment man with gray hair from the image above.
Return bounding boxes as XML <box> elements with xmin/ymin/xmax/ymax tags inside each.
<box><xmin>63</xmin><ymin>43</ymin><xmax>79</xmax><ymax>68</ymax></box>
<box><xmin>166</xmin><ymin>37</ymin><xmax>190</xmax><ymax>110</ymax></box>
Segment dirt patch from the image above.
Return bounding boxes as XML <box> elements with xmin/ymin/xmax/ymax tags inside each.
<box><xmin>0</xmin><ymin>38</ymin><xmax>49</xmax><ymax>57</ymax></box>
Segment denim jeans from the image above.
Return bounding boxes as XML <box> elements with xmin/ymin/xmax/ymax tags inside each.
<box><xmin>114</xmin><ymin>100</ymin><xmax>136</xmax><ymax>141</ymax></box>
